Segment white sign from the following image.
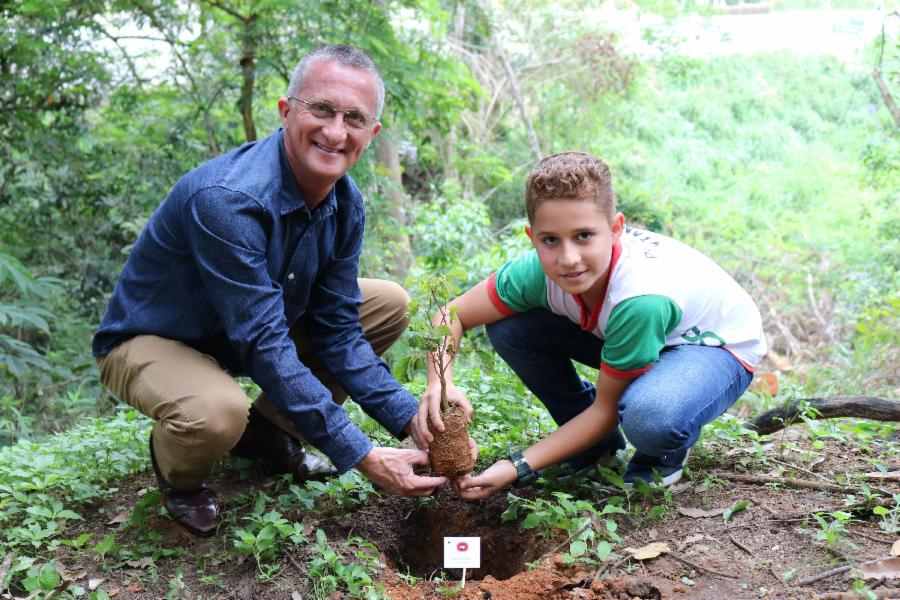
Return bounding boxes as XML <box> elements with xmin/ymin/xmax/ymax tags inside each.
<box><xmin>443</xmin><ymin>537</ymin><xmax>481</xmax><ymax>569</ymax></box>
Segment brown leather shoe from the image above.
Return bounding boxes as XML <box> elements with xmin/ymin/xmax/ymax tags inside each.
<box><xmin>150</xmin><ymin>435</ymin><xmax>220</xmax><ymax>537</ymax></box>
<box><xmin>231</xmin><ymin>406</ymin><xmax>338</xmax><ymax>484</ymax></box>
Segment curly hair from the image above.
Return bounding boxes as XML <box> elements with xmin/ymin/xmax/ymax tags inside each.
<box><xmin>524</xmin><ymin>152</ymin><xmax>616</xmax><ymax>223</ymax></box>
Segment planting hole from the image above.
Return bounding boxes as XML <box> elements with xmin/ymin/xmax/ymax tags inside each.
<box><xmin>378</xmin><ymin>496</ymin><xmax>548</xmax><ymax>581</ymax></box>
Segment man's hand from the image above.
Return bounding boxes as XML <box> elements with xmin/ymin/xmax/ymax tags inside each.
<box><xmin>452</xmin><ymin>459</ymin><xmax>517</xmax><ymax>501</ymax></box>
<box><xmin>404</xmin><ymin>415</ymin><xmax>430</xmax><ymax>451</ymax></box>
<box><xmin>356</xmin><ymin>447</ymin><xmax>447</xmax><ymax>497</ymax></box>
<box><xmin>416</xmin><ymin>380</ymin><xmax>474</xmax><ymax>445</ymax></box>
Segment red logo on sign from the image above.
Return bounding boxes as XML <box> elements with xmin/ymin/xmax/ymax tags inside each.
<box><xmin>456</xmin><ymin>542</ymin><xmax>469</xmax><ymax>552</ymax></box>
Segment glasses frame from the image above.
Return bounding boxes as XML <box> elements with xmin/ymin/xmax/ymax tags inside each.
<box><xmin>288</xmin><ymin>97</ymin><xmax>379</xmax><ymax>130</ymax></box>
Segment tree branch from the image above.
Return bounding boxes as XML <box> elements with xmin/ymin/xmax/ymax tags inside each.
<box><xmin>748</xmin><ymin>396</ymin><xmax>899</xmax><ymax>435</ymax></box>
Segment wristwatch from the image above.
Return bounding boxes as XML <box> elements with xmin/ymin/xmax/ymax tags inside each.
<box><xmin>509</xmin><ymin>450</ymin><xmax>537</xmax><ymax>487</ymax></box>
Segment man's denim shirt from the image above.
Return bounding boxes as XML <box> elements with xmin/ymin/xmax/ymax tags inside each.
<box><xmin>93</xmin><ymin>129</ymin><xmax>418</xmax><ymax>472</ymax></box>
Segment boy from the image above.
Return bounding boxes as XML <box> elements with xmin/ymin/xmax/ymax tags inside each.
<box><xmin>416</xmin><ymin>152</ymin><xmax>766</xmax><ymax>499</ymax></box>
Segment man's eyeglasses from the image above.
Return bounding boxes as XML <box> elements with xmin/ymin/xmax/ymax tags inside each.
<box><xmin>289</xmin><ymin>97</ymin><xmax>378</xmax><ymax>130</ymax></box>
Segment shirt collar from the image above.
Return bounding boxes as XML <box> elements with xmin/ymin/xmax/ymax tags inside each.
<box><xmin>275</xmin><ymin>127</ymin><xmax>338</xmax><ymax>219</ymax></box>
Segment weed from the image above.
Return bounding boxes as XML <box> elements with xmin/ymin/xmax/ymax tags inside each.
<box><xmin>308</xmin><ymin>529</ymin><xmax>387</xmax><ymax>599</ymax></box>
<box><xmin>166</xmin><ymin>565</ymin><xmax>187</xmax><ymax>600</ymax></box>
<box><xmin>502</xmin><ymin>492</ymin><xmax>626</xmax><ymax>564</ymax></box>
<box><xmin>232</xmin><ymin>493</ymin><xmax>306</xmax><ymax>577</ymax></box>
<box><xmin>872</xmin><ymin>494</ymin><xmax>900</xmax><ymax>535</ymax></box>
<box><xmin>812</xmin><ymin>510</ymin><xmax>855</xmax><ymax>549</ymax></box>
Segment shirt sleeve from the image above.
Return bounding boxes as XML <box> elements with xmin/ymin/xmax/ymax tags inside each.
<box><xmin>184</xmin><ymin>188</ymin><xmax>374</xmax><ymax>473</ymax></box>
<box><xmin>304</xmin><ymin>207</ymin><xmax>418</xmax><ymax>445</ymax></box>
<box><xmin>490</xmin><ymin>251</ymin><xmax>549</xmax><ymax>313</ymax></box>
<box><xmin>600</xmin><ymin>295</ymin><xmax>683</xmax><ymax>380</ymax></box>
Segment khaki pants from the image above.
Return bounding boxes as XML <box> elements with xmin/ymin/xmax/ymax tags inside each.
<box><xmin>97</xmin><ymin>279</ymin><xmax>410</xmax><ymax>490</ymax></box>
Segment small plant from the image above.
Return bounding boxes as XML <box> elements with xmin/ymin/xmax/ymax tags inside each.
<box><xmin>408</xmin><ymin>269</ymin><xmax>474</xmax><ymax>477</ymax></box>
<box><xmin>502</xmin><ymin>492</ymin><xmax>626</xmax><ymax>564</ymax></box>
<box><xmin>872</xmin><ymin>494</ymin><xmax>900</xmax><ymax>535</ymax></box>
<box><xmin>812</xmin><ymin>510</ymin><xmax>854</xmax><ymax>549</ymax></box>
<box><xmin>166</xmin><ymin>565</ymin><xmax>187</xmax><ymax>600</ymax></box>
<box><xmin>19</xmin><ymin>560</ymin><xmax>63</xmax><ymax>597</ymax></box>
<box><xmin>308</xmin><ymin>529</ymin><xmax>387</xmax><ymax>599</ymax></box>
<box><xmin>232</xmin><ymin>493</ymin><xmax>306</xmax><ymax>577</ymax></box>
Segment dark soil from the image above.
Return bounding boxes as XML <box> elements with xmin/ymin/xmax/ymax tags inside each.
<box><xmin>25</xmin><ymin>427</ymin><xmax>900</xmax><ymax>600</ymax></box>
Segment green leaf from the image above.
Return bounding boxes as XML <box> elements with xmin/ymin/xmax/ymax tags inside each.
<box><xmin>569</xmin><ymin>539</ymin><xmax>587</xmax><ymax>557</ymax></box>
<box><xmin>90</xmin><ymin>532</ymin><xmax>116</xmax><ymax>556</ymax></box>
<box><xmin>595</xmin><ymin>540</ymin><xmax>613</xmax><ymax>560</ymax></box>
<box><xmin>252</xmin><ymin>492</ymin><xmax>266</xmax><ymax>516</ymax></box>
<box><xmin>723</xmin><ymin>500</ymin><xmax>749</xmax><ymax>524</ymax></box>
<box><xmin>521</xmin><ymin>512</ymin><xmax>543</xmax><ymax>529</ymax></box>
<box><xmin>37</xmin><ymin>560</ymin><xmax>61</xmax><ymax>591</ymax></box>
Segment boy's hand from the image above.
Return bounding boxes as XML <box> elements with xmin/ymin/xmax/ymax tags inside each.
<box><xmin>453</xmin><ymin>459</ymin><xmax>517</xmax><ymax>501</ymax></box>
<box><xmin>416</xmin><ymin>380</ymin><xmax>473</xmax><ymax>444</ymax></box>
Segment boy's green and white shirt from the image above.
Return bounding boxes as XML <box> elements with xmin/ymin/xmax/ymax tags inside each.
<box><xmin>487</xmin><ymin>226</ymin><xmax>767</xmax><ymax>379</ymax></box>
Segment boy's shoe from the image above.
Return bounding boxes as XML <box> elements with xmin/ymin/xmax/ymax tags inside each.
<box><xmin>623</xmin><ymin>447</ymin><xmax>691</xmax><ymax>489</ymax></box>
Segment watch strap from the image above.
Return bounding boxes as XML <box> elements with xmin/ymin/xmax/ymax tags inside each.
<box><xmin>509</xmin><ymin>450</ymin><xmax>537</xmax><ymax>487</ymax></box>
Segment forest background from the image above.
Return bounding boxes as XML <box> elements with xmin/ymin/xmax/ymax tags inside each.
<box><xmin>0</xmin><ymin>0</ymin><xmax>898</xmax><ymax>598</ymax></box>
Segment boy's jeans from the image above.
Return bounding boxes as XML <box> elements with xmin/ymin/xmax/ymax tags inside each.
<box><xmin>486</xmin><ymin>309</ymin><xmax>753</xmax><ymax>470</ymax></box>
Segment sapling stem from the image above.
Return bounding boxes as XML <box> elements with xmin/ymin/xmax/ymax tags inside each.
<box><xmin>430</xmin><ymin>301</ymin><xmax>456</xmax><ymax>413</ymax></box>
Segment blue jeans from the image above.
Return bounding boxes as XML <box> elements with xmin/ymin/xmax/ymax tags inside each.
<box><xmin>485</xmin><ymin>309</ymin><xmax>752</xmax><ymax>469</ymax></box>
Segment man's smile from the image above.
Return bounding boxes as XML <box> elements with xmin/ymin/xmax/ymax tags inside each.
<box><xmin>313</xmin><ymin>141</ymin><xmax>343</xmax><ymax>154</ymax></box>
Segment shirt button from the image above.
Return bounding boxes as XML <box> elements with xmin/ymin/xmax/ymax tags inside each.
<box><xmin>287</xmin><ymin>273</ymin><xmax>295</xmax><ymax>280</ymax></box>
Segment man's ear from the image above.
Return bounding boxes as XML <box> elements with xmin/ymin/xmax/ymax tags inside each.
<box><xmin>277</xmin><ymin>98</ymin><xmax>291</xmax><ymax>125</ymax></box>
<box><xmin>524</xmin><ymin>225</ymin><xmax>533</xmax><ymax>242</ymax></box>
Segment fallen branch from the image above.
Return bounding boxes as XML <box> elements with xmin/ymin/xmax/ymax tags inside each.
<box><xmin>716</xmin><ymin>472</ymin><xmax>896</xmax><ymax>499</ymax></box>
<box><xmin>729</xmin><ymin>535</ymin><xmax>782</xmax><ymax>582</ymax></box>
<box><xmin>668</xmin><ymin>553</ymin><xmax>739</xmax><ymax>580</ymax></box>
<box><xmin>715</xmin><ymin>471</ymin><xmax>854</xmax><ymax>493</ymax></box>
<box><xmin>748</xmin><ymin>397</ymin><xmax>899</xmax><ymax>435</ymax></box>
<box><xmin>816</xmin><ymin>591</ymin><xmax>897</xmax><ymax>600</ymax></box>
<box><xmin>794</xmin><ymin>564</ymin><xmax>853</xmax><ymax>586</ymax></box>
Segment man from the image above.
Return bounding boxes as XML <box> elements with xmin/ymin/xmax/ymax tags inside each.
<box><xmin>93</xmin><ymin>45</ymin><xmax>446</xmax><ymax>537</ymax></box>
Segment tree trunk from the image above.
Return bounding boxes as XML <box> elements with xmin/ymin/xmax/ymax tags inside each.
<box><xmin>374</xmin><ymin>134</ymin><xmax>411</xmax><ymax>280</ymax></box>
<box><xmin>441</xmin><ymin>0</ymin><xmax>466</xmax><ymax>188</ymax></box>
<box><xmin>491</xmin><ymin>35</ymin><xmax>542</xmax><ymax>161</ymax></box>
<box><xmin>872</xmin><ymin>67</ymin><xmax>900</xmax><ymax>128</ymax></box>
<box><xmin>239</xmin><ymin>14</ymin><xmax>258</xmax><ymax>143</ymax></box>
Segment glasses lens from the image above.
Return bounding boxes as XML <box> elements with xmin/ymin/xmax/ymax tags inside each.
<box><xmin>343</xmin><ymin>111</ymin><xmax>369</xmax><ymax>129</ymax></box>
<box><xmin>307</xmin><ymin>101</ymin><xmax>336</xmax><ymax>119</ymax></box>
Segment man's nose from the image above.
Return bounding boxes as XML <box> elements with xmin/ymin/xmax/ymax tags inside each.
<box><xmin>321</xmin><ymin>113</ymin><xmax>349</xmax><ymax>139</ymax></box>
